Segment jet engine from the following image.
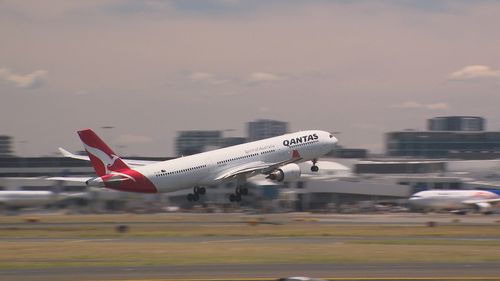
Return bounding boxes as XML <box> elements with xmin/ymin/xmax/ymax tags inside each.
<box><xmin>267</xmin><ymin>163</ymin><xmax>301</xmax><ymax>182</ymax></box>
<box><xmin>474</xmin><ymin>202</ymin><xmax>493</xmax><ymax>214</ymax></box>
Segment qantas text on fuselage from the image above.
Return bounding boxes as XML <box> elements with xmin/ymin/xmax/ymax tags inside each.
<box><xmin>282</xmin><ymin>133</ymin><xmax>319</xmax><ymax>146</ymax></box>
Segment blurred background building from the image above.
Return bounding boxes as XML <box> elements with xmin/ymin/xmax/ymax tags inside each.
<box><xmin>175</xmin><ymin>119</ymin><xmax>287</xmax><ymax>156</ymax></box>
<box><xmin>0</xmin><ymin>136</ymin><xmax>13</xmax><ymax>157</ymax></box>
<box><xmin>387</xmin><ymin>116</ymin><xmax>500</xmax><ymax>159</ymax></box>
<box><xmin>247</xmin><ymin>119</ymin><xmax>288</xmax><ymax>141</ymax></box>
<box><xmin>175</xmin><ymin>131</ymin><xmax>222</xmax><ymax>156</ymax></box>
<box><xmin>428</xmin><ymin>116</ymin><xmax>484</xmax><ymax>131</ymax></box>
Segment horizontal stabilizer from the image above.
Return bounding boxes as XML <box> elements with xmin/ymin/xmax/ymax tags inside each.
<box><xmin>47</xmin><ymin>177</ymin><xmax>92</xmax><ymax>183</ymax></box>
<box><xmin>59</xmin><ymin>147</ymin><xmax>89</xmax><ymax>161</ymax></box>
<box><xmin>58</xmin><ymin>147</ymin><xmax>161</xmax><ymax>166</ymax></box>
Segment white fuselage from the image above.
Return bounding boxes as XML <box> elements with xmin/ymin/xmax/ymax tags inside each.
<box><xmin>0</xmin><ymin>191</ymin><xmax>56</xmax><ymax>208</ymax></box>
<box><xmin>135</xmin><ymin>130</ymin><xmax>337</xmax><ymax>193</ymax></box>
<box><xmin>408</xmin><ymin>190</ymin><xmax>498</xmax><ymax>211</ymax></box>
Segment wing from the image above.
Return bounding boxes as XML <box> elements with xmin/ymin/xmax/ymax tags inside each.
<box><xmin>58</xmin><ymin>147</ymin><xmax>161</xmax><ymax>167</ymax></box>
<box><xmin>214</xmin><ymin>151</ymin><xmax>303</xmax><ymax>181</ymax></box>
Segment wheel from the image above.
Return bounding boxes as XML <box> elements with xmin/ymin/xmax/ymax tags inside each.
<box><xmin>198</xmin><ymin>187</ymin><xmax>206</xmax><ymax>195</ymax></box>
<box><xmin>235</xmin><ymin>194</ymin><xmax>242</xmax><ymax>202</ymax></box>
<box><xmin>194</xmin><ymin>186</ymin><xmax>199</xmax><ymax>194</ymax></box>
<box><xmin>311</xmin><ymin>165</ymin><xmax>319</xmax><ymax>172</ymax></box>
<box><xmin>193</xmin><ymin>193</ymin><xmax>200</xmax><ymax>201</ymax></box>
<box><xmin>187</xmin><ymin>193</ymin><xmax>194</xmax><ymax>201</ymax></box>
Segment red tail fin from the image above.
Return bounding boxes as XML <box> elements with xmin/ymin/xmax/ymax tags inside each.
<box><xmin>77</xmin><ymin>129</ymin><xmax>129</xmax><ymax>177</ymax></box>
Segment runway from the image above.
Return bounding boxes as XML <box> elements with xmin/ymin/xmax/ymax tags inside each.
<box><xmin>2</xmin><ymin>235</ymin><xmax>500</xmax><ymax>243</ymax></box>
<box><xmin>1</xmin><ymin>263</ymin><xmax>500</xmax><ymax>281</ymax></box>
<box><xmin>1</xmin><ymin>213</ymin><xmax>499</xmax><ymax>280</ymax></box>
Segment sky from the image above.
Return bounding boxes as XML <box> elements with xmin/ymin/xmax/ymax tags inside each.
<box><xmin>1</xmin><ymin>0</ymin><xmax>500</xmax><ymax>157</ymax></box>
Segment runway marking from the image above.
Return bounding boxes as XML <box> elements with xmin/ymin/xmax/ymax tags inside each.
<box><xmin>198</xmin><ymin>237</ymin><xmax>288</xmax><ymax>244</ymax></box>
<box><xmin>64</xmin><ymin>239</ymin><xmax>117</xmax><ymax>243</ymax></box>
<box><xmin>114</xmin><ymin>277</ymin><xmax>500</xmax><ymax>281</ymax></box>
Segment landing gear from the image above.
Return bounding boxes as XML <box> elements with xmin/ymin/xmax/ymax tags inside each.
<box><xmin>229</xmin><ymin>193</ymin><xmax>242</xmax><ymax>202</ymax></box>
<box><xmin>237</xmin><ymin>186</ymin><xmax>249</xmax><ymax>196</ymax></box>
<box><xmin>311</xmin><ymin>159</ymin><xmax>319</xmax><ymax>172</ymax></box>
<box><xmin>194</xmin><ymin>186</ymin><xmax>206</xmax><ymax>195</ymax></box>
<box><xmin>229</xmin><ymin>186</ymin><xmax>248</xmax><ymax>202</ymax></box>
<box><xmin>187</xmin><ymin>186</ymin><xmax>206</xmax><ymax>202</ymax></box>
<box><xmin>187</xmin><ymin>193</ymin><xmax>199</xmax><ymax>202</ymax></box>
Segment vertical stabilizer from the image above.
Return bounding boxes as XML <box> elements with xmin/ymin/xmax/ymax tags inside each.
<box><xmin>77</xmin><ymin>129</ymin><xmax>129</xmax><ymax>176</ymax></box>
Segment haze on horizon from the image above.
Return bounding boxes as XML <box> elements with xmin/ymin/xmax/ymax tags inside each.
<box><xmin>1</xmin><ymin>0</ymin><xmax>500</xmax><ymax>157</ymax></box>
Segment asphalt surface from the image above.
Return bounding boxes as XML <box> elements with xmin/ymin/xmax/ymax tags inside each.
<box><xmin>1</xmin><ymin>235</ymin><xmax>500</xmax><ymax>243</ymax></box>
<box><xmin>1</xmin><ymin>263</ymin><xmax>500</xmax><ymax>281</ymax></box>
<box><xmin>2</xmin><ymin>212</ymin><xmax>500</xmax><ymax>226</ymax></box>
<box><xmin>1</xmin><ymin>213</ymin><xmax>499</xmax><ymax>280</ymax></box>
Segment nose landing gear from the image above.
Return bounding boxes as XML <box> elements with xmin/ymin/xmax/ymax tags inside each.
<box><xmin>311</xmin><ymin>159</ymin><xmax>319</xmax><ymax>172</ymax></box>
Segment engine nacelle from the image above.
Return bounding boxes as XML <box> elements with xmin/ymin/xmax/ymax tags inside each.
<box><xmin>267</xmin><ymin>163</ymin><xmax>301</xmax><ymax>182</ymax></box>
<box><xmin>474</xmin><ymin>202</ymin><xmax>493</xmax><ymax>214</ymax></box>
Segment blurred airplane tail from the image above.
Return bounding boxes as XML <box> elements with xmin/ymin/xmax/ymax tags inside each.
<box><xmin>77</xmin><ymin>129</ymin><xmax>129</xmax><ymax>177</ymax></box>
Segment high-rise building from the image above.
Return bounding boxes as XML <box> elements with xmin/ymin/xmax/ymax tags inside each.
<box><xmin>428</xmin><ymin>116</ymin><xmax>484</xmax><ymax>132</ymax></box>
<box><xmin>387</xmin><ymin>116</ymin><xmax>500</xmax><ymax>159</ymax></box>
<box><xmin>247</xmin><ymin>119</ymin><xmax>288</xmax><ymax>141</ymax></box>
<box><xmin>0</xmin><ymin>136</ymin><xmax>13</xmax><ymax>157</ymax></box>
<box><xmin>175</xmin><ymin>131</ymin><xmax>222</xmax><ymax>156</ymax></box>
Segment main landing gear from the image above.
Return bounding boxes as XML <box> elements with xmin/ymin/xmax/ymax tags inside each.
<box><xmin>311</xmin><ymin>159</ymin><xmax>319</xmax><ymax>172</ymax></box>
<box><xmin>187</xmin><ymin>186</ymin><xmax>206</xmax><ymax>202</ymax></box>
<box><xmin>229</xmin><ymin>186</ymin><xmax>249</xmax><ymax>202</ymax></box>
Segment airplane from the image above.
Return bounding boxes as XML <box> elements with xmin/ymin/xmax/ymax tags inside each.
<box><xmin>0</xmin><ymin>190</ymin><xmax>89</xmax><ymax>213</ymax></box>
<box><xmin>50</xmin><ymin>129</ymin><xmax>338</xmax><ymax>202</ymax></box>
<box><xmin>0</xmin><ymin>190</ymin><xmax>57</xmax><ymax>211</ymax></box>
<box><xmin>408</xmin><ymin>189</ymin><xmax>500</xmax><ymax>214</ymax></box>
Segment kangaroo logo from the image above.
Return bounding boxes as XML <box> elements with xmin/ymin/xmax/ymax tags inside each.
<box><xmin>83</xmin><ymin>143</ymin><xmax>123</xmax><ymax>174</ymax></box>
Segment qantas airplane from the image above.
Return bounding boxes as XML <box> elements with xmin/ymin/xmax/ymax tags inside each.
<box><xmin>408</xmin><ymin>189</ymin><xmax>500</xmax><ymax>214</ymax></box>
<box><xmin>50</xmin><ymin>129</ymin><xmax>338</xmax><ymax>202</ymax></box>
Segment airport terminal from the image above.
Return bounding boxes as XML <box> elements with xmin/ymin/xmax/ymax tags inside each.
<box><xmin>1</xmin><ymin>117</ymin><xmax>499</xmax><ymax>214</ymax></box>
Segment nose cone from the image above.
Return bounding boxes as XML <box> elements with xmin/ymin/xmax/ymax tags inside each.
<box><xmin>408</xmin><ymin>196</ymin><xmax>426</xmax><ymax>210</ymax></box>
<box><xmin>329</xmin><ymin>133</ymin><xmax>338</xmax><ymax>145</ymax></box>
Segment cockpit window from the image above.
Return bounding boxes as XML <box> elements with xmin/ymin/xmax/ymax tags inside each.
<box><xmin>329</xmin><ymin>134</ymin><xmax>333</xmax><ymax>138</ymax></box>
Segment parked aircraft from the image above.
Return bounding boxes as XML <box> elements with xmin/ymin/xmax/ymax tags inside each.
<box><xmin>0</xmin><ymin>190</ymin><xmax>88</xmax><ymax>213</ymax></box>
<box><xmin>408</xmin><ymin>189</ymin><xmax>500</xmax><ymax>214</ymax></box>
<box><xmin>50</xmin><ymin>129</ymin><xmax>337</xmax><ymax>202</ymax></box>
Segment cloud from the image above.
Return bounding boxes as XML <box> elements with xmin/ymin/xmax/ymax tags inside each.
<box><xmin>0</xmin><ymin>67</ymin><xmax>48</xmax><ymax>89</ymax></box>
<box><xmin>392</xmin><ymin>101</ymin><xmax>450</xmax><ymax>110</ymax></box>
<box><xmin>188</xmin><ymin>72</ymin><xmax>227</xmax><ymax>85</ymax></box>
<box><xmin>189</xmin><ymin>71</ymin><xmax>290</xmax><ymax>87</ymax></box>
<box><xmin>246</xmin><ymin>72</ymin><xmax>287</xmax><ymax>85</ymax></box>
<box><xmin>448</xmin><ymin>65</ymin><xmax>500</xmax><ymax>81</ymax></box>
<box><xmin>425</xmin><ymin>102</ymin><xmax>450</xmax><ymax>110</ymax></box>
